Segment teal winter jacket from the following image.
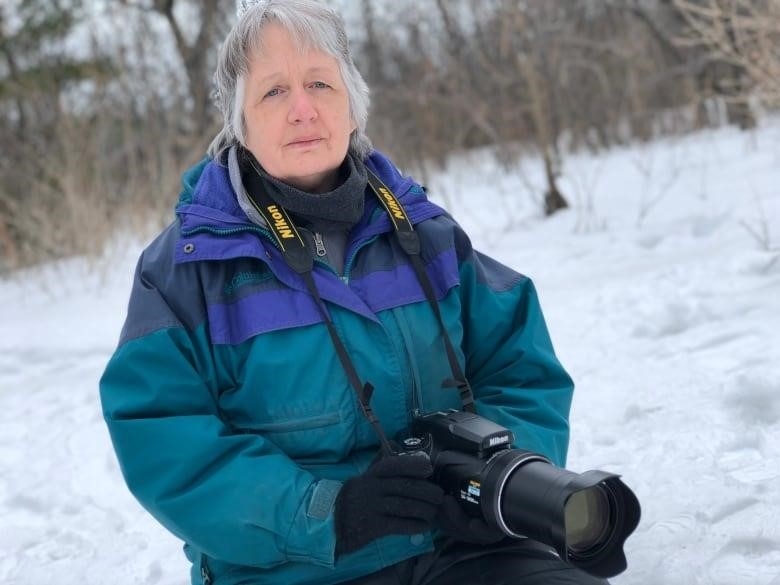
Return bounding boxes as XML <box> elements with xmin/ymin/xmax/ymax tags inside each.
<box><xmin>99</xmin><ymin>150</ymin><xmax>574</xmax><ymax>585</ymax></box>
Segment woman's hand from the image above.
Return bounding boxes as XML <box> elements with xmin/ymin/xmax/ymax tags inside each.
<box><xmin>334</xmin><ymin>455</ymin><xmax>444</xmax><ymax>556</ymax></box>
<box><xmin>436</xmin><ymin>494</ymin><xmax>506</xmax><ymax>545</ymax></box>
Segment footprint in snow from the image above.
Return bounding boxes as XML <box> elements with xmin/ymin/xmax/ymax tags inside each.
<box><xmin>704</xmin><ymin>537</ymin><xmax>780</xmax><ymax>585</ymax></box>
<box><xmin>631</xmin><ymin>299</ymin><xmax>713</xmax><ymax>339</ymax></box>
<box><xmin>723</xmin><ymin>374</ymin><xmax>780</xmax><ymax>426</ymax></box>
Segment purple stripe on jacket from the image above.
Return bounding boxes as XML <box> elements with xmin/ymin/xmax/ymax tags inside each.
<box><xmin>206</xmin><ymin>247</ymin><xmax>460</xmax><ymax>345</ymax></box>
<box><xmin>351</xmin><ymin>248</ymin><xmax>460</xmax><ymax>313</ymax></box>
<box><xmin>207</xmin><ymin>288</ymin><xmax>322</xmax><ymax>345</ymax></box>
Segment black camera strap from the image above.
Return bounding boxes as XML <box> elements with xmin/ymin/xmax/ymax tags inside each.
<box><xmin>242</xmin><ymin>156</ymin><xmax>476</xmax><ymax>454</ymax></box>
<box><xmin>365</xmin><ymin>171</ymin><xmax>476</xmax><ymax>414</ymax></box>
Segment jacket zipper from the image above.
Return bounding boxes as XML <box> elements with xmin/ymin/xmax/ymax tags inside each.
<box><xmin>392</xmin><ymin>307</ymin><xmax>424</xmax><ymax>419</ymax></box>
<box><xmin>314</xmin><ymin>232</ymin><xmax>327</xmax><ymax>257</ymax></box>
<box><xmin>342</xmin><ymin>235</ymin><xmax>378</xmax><ymax>284</ymax></box>
<box><xmin>181</xmin><ymin>224</ymin><xmax>272</xmax><ymax>241</ymax></box>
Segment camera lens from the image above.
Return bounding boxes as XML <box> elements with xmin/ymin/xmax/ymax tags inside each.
<box><xmin>480</xmin><ymin>453</ymin><xmax>638</xmax><ymax>577</ymax></box>
<box><xmin>412</xmin><ymin>411</ymin><xmax>640</xmax><ymax>578</ymax></box>
<box><xmin>564</xmin><ymin>485</ymin><xmax>611</xmax><ymax>553</ymax></box>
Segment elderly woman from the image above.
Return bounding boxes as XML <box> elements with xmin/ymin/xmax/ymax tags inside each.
<box><xmin>100</xmin><ymin>1</ymin><xmax>610</xmax><ymax>584</ymax></box>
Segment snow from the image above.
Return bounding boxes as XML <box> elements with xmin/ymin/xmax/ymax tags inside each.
<box><xmin>1</xmin><ymin>123</ymin><xmax>778</xmax><ymax>584</ymax></box>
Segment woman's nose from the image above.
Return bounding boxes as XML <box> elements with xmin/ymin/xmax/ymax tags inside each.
<box><xmin>288</xmin><ymin>89</ymin><xmax>317</xmax><ymax>123</ymax></box>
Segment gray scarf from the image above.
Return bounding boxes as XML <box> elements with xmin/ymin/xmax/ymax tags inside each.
<box><xmin>238</xmin><ymin>148</ymin><xmax>368</xmax><ymax>233</ymax></box>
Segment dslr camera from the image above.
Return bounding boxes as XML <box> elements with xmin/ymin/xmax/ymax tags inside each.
<box><xmin>401</xmin><ymin>410</ymin><xmax>641</xmax><ymax>578</ymax></box>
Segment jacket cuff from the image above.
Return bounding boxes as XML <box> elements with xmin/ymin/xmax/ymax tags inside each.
<box><xmin>284</xmin><ymin>479</ymin><xmax>342</xmax><ymax>566</ymax></box>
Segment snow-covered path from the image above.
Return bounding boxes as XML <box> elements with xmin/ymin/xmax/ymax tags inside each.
<box><xmin>0</xmin><ymin>261</ymin><xmax>189</xmax><ymax>583</ymax></box>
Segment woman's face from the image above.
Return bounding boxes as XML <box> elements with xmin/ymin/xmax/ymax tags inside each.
<box><xmin>243</xmin><ymin>23</ymin><xmax>356</xmax><ymax>193</ymax></box>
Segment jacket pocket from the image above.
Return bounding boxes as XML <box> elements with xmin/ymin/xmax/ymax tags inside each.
<box><xmin>243</xmin><ymin>412</ymin><xmax>342</xmax><ymax>434</ymax></box>
<box><xmin>232</xmin><ymin>411</ymin><xmax>348</xmax><ymax>460</ymax></box>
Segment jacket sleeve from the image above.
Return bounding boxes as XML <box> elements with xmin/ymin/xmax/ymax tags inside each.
<box><xmin>454</xmin><ymin>228</ymin><xmax>574</xmax><ymax>467</ymax></box>
<box><xmin>99</xmin><ymin>231</ymin><xmax>340</xmax><ymax>569</ymax></box>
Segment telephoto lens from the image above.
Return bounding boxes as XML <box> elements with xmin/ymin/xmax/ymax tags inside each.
<box><xmin>488</xmin><ymin>454</ymin><xmax>640</xmax><ymax>577</ymax></box>
<box><xmin>410</xmin><ymin>410</ymin><xmax>641</xmax><ymax>579</ymax></box>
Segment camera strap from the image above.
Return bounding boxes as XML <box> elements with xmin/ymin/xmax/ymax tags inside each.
<box><xmin>364</xmin><ymin>171</ymin><xmax>476</xmax><ymax>414</ymax></box>
<box><xmin>242</xmin><ymin>156</ymin><xmax>476</xmax><ymax>454</ymax></box>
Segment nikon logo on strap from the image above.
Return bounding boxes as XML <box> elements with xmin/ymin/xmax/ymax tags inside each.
<box><xmin>267</xmin><ymin>204</ymin><xmax>296</xmax><ymax>239</ymax></box>
<box><xmin>378</xmin><ymin>187</ymin><xmax>406</xmax><ymax>221</ymax></box>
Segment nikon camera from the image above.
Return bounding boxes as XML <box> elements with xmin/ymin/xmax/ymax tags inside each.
<box><xmin>402</xmin><ymin>410</ymin><xmax>641</xmax><ymax>579</ymax></box>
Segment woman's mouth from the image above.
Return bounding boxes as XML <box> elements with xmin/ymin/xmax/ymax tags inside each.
<box><xmin>287</xmin><ymin>137</ymin><xmax>324</xmax><ymax>149</ymax></box>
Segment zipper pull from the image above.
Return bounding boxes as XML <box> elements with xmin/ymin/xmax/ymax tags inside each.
<box><xmin>314</xmin><ymin>232</ymin><xmax>327</xmax><ymax>257</ymax></box>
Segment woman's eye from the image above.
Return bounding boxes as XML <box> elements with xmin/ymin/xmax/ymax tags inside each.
<box><xmin>311</xmin><ymin>81</ymin><xmax>330</xmax><ymax>89</ymax></box>
<box><xmin>264</xmin><ymin>88</ymin><xmax>282</xmax><ymax>98</ymax></box>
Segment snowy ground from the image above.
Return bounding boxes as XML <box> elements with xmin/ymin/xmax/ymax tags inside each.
<box><xmin>1</xmin><ymin>123</ymin><xmax>778</xmax><ymax>584</ymax></box>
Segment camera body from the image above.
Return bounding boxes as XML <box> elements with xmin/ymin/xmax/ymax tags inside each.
<box><xmin>400</xmin><ymin>409</ymin><xmax>641</xmax><ymax>579</ymax></box>
<box><xmin>407</xmin><ymin>409</ymin><xmax>514</xmax><ymax>457</ymax></box>
<box><xmin>402</xmin><ymin>410</ymin><xmax>550</xmax><ymax>526</ymax></box>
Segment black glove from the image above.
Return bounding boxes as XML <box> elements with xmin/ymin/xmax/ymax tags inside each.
<box><xmin>436</xmin><ymin>494</ymin><xmax>506</xmax><ymax>545</ymax></box>
<box><xmin>334</xmin><ymin>454</ymin><xmax>444</xmax><ymax>556</ymax></box>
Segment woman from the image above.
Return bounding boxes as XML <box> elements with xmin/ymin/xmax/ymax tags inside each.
<box><xmin>100</xmin><ymin>1</ymin><xmax>607</xmax><ymax>584</ymax></box>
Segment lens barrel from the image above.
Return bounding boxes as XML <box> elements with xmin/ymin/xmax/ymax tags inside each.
<box><xmin>479</xmin><ymin>450</ymin><xmax>641</xmax><ymax>578</ymax></box>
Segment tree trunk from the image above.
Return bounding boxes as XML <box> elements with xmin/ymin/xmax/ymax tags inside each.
<box><xmin>543</xmin><ymin>147</ymin><xmax>568</xmax><ymax>216</ymax></box>
<box><xmin>521</xmin><ymin>54</ymin><xmax>569</xmax><ymax>216</ymax></box>
<box><xmin>0</xmin><ymin>214</ymin><xmax>19</xmax><ymax>271</ymax></box>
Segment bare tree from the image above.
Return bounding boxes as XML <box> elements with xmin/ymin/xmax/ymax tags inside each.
<box><xmin>118</xmin><ymin>0</ymin><xmax>231</xmax><ymax>142</ymax></box>
<box><xmin>0</xmin><ymin>0</ymin><xmax>112</xmax><ymax>270</ymax></box>
<box><xmin>672</xmin><ymin>0</ymin><xmax>780</xmax><ymax>119</ymax></box>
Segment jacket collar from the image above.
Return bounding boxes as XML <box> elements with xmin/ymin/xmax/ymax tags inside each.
<box><xmin>178</xmin><ymin>149</ymin><xmax>435</xmax><ymax>226</ymax></box>
<box><xmin>173</xmin><ymin>149</ymin><xmax>446</xmax><ymax>271</ymax></box>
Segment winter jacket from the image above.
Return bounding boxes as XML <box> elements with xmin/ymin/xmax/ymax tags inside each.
<box><xmin>99</xmin><ymin>149</ymin><xmax>574</xmax><ymax>585</ymax></box>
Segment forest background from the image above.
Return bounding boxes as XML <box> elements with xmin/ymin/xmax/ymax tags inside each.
<box><xmin>1</xmin><ymin>0</ymin><xmax>779</xmax><ymax>273</ymax></box>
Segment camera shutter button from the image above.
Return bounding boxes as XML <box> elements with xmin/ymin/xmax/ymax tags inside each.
<box><xmin>402</xmin><ymin>438</ymin><xmax>423</xmax><ymax>452</ymax></box>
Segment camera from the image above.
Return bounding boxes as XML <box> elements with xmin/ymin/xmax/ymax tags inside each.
<box><xmin>401</xmin><ymin>410</ymin><xmax>641</xmax><ymax>579</ymax></box>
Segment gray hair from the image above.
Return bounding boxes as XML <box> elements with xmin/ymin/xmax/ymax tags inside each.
<box><xmin>208</xmin><ymin>0</ymin><xmax>373</xmax><ymax>161</ymax></box>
